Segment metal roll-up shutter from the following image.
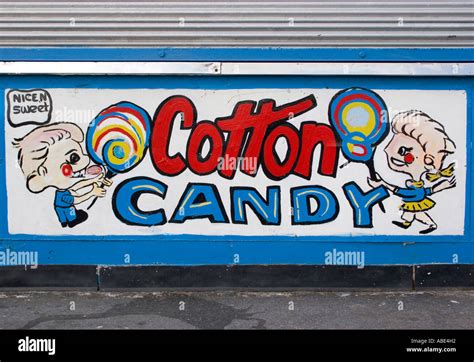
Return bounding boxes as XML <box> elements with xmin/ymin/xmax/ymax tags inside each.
<box><xmin>0</xmin><ymin>0</ymin><xmax>472</xmax><ymax>47</ymax></box>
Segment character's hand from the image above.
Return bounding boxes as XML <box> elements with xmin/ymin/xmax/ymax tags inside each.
<box><xmin>435</xmin><ymin>176</ymin><xmax>456</xmax><ymax>192</ymax></box>
<box><xmin>102</xmin><ymin>178</ymin><xmax>113</xmax><ymax>187</ymax></box>
<box><xmin>92</xmin><ymin>183</ymin><xmax>106</xmax><ymax>198</ymax></box>
<box><xmin>367</xmin><ymin>177</ymin><xmax>383</xmax><ymax>188</ymax></box>
<box><xmin>93</xmin><ymin>172</ymin><xmax>105</xmax><ymax>184</ymax></box>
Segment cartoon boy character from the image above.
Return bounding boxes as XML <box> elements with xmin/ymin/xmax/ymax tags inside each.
<box><xmin>13</xmin><ymin>122</ymin><xmax>112</xmax><ymax>228</ymax></box>
<box><xmin>368</xmin><ymin>110</ymin><xmax>456</xmax><ymax>234</ymax></box>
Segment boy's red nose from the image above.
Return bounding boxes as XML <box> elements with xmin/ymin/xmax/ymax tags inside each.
<box><xmin>61</xmin><ymin>164</ymin><xmax>72</xmax><ymax>177</ymax></box>
<box><xmin>404</xmin><ymin>153</ymin><xmax>414</xmax><ymax>164</ymax></box>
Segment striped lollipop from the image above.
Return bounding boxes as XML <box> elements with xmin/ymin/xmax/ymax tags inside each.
<box><xmin>329</xmin><ymin>88</ymin><xmax>389</xmax><ymax>212</ymax></box>
<box><xmin>329</xmin><ymin>87</ymin><xmax>389</xmax><ymax>164</ymax></box>
<box><xmin>86</xmin><ymin>101</ymin><xmax>151</xmax><ymax>174</ymax></box>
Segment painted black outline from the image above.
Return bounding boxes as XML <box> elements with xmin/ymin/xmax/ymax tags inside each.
<box><xmin>86</xmin><ymin>100</ymin><xmax>153</xmax><ymax>174</ymax></box>
<box><xmin>290</xmin><ymin>185</ymin><xmax>340</xmax><ymax>225</ymax></box>
<box><xmin>215</xmin><ymin>99</ymin><xmax>260</xmax><ymax>180</ymax></box>
<box><xmin>292</xmin><ymin>121</ymin><xmax>340</xmax><ymax>180</ymax></box>
<box><xmin>169</xmin><ymin>182</ymin><xmax>230</xmax><ymax>224</ymax></box>
<box><xmin>241</xmin><ymin>95</ymin><xmax>318</xmax><ymax>179</ymax></box>
<box><xmin>150</xmin><ymin>95</ymin><xmax>197</xmax><ymax>177</ymax></box>
<box><xmin>327</xmin><ymin>87</ymin><xmax>390</xmax><ymax>165</ymax></box>
<box><xmin>230</xmin><ymin>186</ymin><xmax>282</xmax><ymax>226</ymax></box>
<box><xmin>7</xmin><ymin>88</ymin><xmax>53</xmax><ymax>128</ymax></box>
<box><xmin>342</xmin><ymin>181</ymin><xmax>389</xmax><ymax>229</ymax></box>
<box><xmin>215</xmin><ymin>94</ymin><xmax>317</xmax><ymax>179</ymax></box>
<box><xmin>261</xmin><ymin>122</ymin><xmax>301</xmax><ymax>181</ymax></box>
<box><xmin>186</xmin><ymin>120</ymin><xmax>225</xmax><ymax>176</ymax></box>
<box><xmin>112</xmin><ymin>176</ymin><xmax>168</xmax><ymax>226</ymax></box>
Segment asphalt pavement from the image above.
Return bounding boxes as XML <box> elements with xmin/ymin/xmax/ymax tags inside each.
<box><xmin>0</xmin><ymin>290</ymin><xmax>472</xmax><ymax>329</ymax></box>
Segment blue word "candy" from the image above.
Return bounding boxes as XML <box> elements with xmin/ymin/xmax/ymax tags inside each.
<box><xmin>112</xmin><ymin>177</ymin><xmax>388</xmax><ymax>228</ymax></box>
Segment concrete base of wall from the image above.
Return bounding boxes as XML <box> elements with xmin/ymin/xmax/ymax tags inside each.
<box><xmin>0</xmin><ymin>265</ymin><xmax>472</xmax><ymax>290</ymax></box>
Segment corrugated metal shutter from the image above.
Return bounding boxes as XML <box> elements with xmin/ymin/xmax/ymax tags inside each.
<box><xmin>0</xmin><ymin>0</ymin><xmax>473</xmax><ymax>47</ymax></box>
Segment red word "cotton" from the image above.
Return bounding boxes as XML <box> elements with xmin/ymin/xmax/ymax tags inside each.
<box><xmin>150</xmin><ymin>95</ymin><xmax>339</xmax><ymax>180</ymax></box>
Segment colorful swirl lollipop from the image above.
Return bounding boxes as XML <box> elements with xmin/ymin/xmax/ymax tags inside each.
<box><xmin>329</xmin><ymin>87</ymin><xmax>389</xmax><ymax>164</ymax></box>
<box><xmin>85</xmin><ymin>101</ymin><xmax>151</xmax><ymax>209</ymax></box>
<box><xmin>329</xmin><ymin>87</ymin><xmax>389</xmax><ymax>211</ymax></box>
<box><xmin>86</xmin><ymin>101</ymin><xmax>151</xmax><ymax>174</ymax></box>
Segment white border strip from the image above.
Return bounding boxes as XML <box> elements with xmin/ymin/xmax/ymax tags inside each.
<box><xmin>223</xmin><ymin>62</ymin><xmax>474</xmax><ymax>76</ymax></box>
<box><xmin>0</xmin><ymin>61</ymin><xmax>472</xmax><ymax>76</ymax></box>
<box><xmin>0</xmin><ymin>62</ymin><xmax>222</xmax><ymax>75</ymax></box>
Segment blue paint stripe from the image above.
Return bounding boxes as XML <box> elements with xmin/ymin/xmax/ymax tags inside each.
<box><xmin>0</xmin><ymin>233</ymin><xmax>469</xmax><ymax>243</ymax></box>
<box><xmin>0</xmin><ymin>63</ymin><xmax>472</xmax><ymax>265</ymax></box>
<box><xmin>0</xmin><ymin>240</ymin><xmax>472</xmax><ymax>266</ymax></box>
<box><xmin>0</xmin><ymin>47</ymin><xmax>474</xmax><ymax>62</ymax></box>
<box><xmin>1</xmin><ymin>75</ymin><xmax>473</xmax><ymax>91</ymax></box>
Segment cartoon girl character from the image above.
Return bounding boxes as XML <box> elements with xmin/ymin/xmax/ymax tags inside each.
<box><xmin>368</xmin><ymin>110</ymin><xmax>456</xmax><ymax>234</ymax></box>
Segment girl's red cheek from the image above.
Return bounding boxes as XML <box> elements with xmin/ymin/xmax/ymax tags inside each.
<box><xmin>61</xmin><ymin>164</ymin><xmax>72</xmax><ymax>177</ymax></box>
<box><xmin>404</xmin><ymin>153</ymin><xmax>415</xmax><ymax>164</ymax></box>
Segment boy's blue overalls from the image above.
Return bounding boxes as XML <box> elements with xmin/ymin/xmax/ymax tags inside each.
<box><xmin>54</xmin><ymin>189</ymin><xmax>77</xmax><ymax>227</ymax></box>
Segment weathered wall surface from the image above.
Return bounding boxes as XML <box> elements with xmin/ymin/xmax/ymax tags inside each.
<box><xmin>0</xmin><ymin>0</ymin><xmax>473</xmax><ymax>47</ymax></box>
<box><xmin>0</xmin><ymin>67</ymin><xmax>472</xmax><ymax>268</ymax></box>
<box><xmin>0</xmin><ymin>2</ymin><xmax>473</xmax><ymax>288</ymax></box>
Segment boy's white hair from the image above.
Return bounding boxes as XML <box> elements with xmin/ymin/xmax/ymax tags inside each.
<box><xmin>392</xmin><ymin>110</ymin><xmax>456</xmax><ymax>161</ymax></box>
<box><xmin>13</xmin><ymin>122</ymin><xmax>83</xmax><ymax>177</ymax></box>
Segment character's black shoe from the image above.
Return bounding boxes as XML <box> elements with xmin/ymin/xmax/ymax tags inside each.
<box><xmin>61</xmin><ymin>222</ymin><xmax>68</xmax><ymax>228</ymax></box>
<box><xmin>419</xmin><ymin>225</ymin><xmax>437</xmax><ymax>234</ymax></box>
<box><xmin>392</xmin><ymin>220</ymin><xmax>411</xmax><ymax>229</ymax></box>
<box><xmin>68</xmin><ymin>210</ymin><xmax>88</xmax><ymax>228</ymax></box>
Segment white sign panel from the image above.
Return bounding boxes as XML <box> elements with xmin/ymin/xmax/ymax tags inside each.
<box><xmin>4</xmin><ymin>88</ymin><xmax>466</xmax><ymax>236</ymax></box>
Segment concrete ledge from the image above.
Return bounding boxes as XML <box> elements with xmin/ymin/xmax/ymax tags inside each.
<box><xmin>0</xmin><ymin>265</ymin><xmax>98</xmax><ymax>290</ymax></box>
<box><xmin>0</xmin><ymin>264</ymin><xmax>472</xmax><ymax>290</ymax></box>
<box><xmin>99</xmin><ymin>265</ymin><xmax>413</xmax><ymax>290</ymax></box>
<box><xmin>415</xmin><ymin>265</ymin><xmax>474</xmax><ymax>288</ymax></box>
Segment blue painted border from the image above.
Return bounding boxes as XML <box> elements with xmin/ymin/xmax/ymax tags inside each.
<box><xmin>0</xmin><ymin>47</ymin><xmax>473</xmax><ymax>266</ymax></box>
<box><xmin>1</xmin><ymin>47</ymin><xmax>474</xmax><ymax>62</ymax></box>
<box><xmin>1</xmin><ymin>239</ymin><xmax>472</xmax><ymax>266</ymax></box>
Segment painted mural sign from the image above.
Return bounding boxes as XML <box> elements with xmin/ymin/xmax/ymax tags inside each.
<box><xmin>4</xmin><ymin>88</ymin><xmax>466</xmax><ymax>236</ymax></box>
